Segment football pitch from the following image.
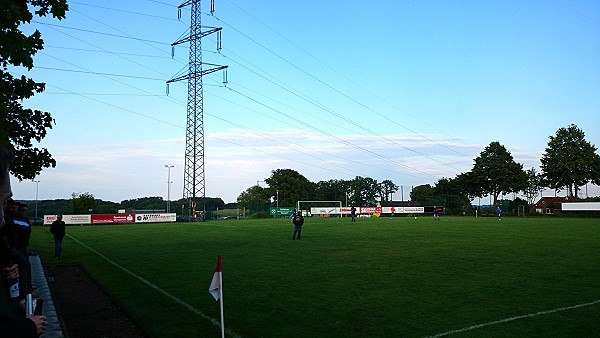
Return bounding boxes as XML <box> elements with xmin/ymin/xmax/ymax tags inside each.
<box><xmin>30</xmin><ymin>216</ymin><xmax>600</xmax><ymax>337</ymax></box>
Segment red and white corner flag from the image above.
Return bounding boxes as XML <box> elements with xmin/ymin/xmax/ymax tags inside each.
<box><xmin>209</xmin><ymin>255</ymin><xmax>222</xmax><ymax>301</ymax></box>
<box><xmin>208</xmin><ymin>255</ymin><xmax>225</xmax><ymax>338</ymax></box>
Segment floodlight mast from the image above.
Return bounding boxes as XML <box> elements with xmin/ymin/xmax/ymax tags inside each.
<box><xmin>167</xmin><ymin>0</ymin><xmax>227</xmax><ymax>219</ymax></box>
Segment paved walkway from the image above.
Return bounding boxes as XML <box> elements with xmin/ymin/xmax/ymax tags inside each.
<box><xmin>30</xmin><ymin>255</ymin><xmax>64</xmax><ymax>338</ymax></box>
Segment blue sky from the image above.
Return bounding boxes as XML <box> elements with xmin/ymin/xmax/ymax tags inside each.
<box><xmin>10</xmin><ymin>0</ymin><xmax>600</xmax><ymax>204</ymax></box>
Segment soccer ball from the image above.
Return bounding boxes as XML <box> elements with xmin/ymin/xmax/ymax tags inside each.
<box><xmin>414</xmin><ymin>216</ymin><xmax>417</xmax><ymax>219</ymax></box>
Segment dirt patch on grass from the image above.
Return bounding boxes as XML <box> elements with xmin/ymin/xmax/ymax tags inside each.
<box><xmin>45</xmin><ymin>264</ymin><xmax>148</xmax><ymax>338</ymax></box>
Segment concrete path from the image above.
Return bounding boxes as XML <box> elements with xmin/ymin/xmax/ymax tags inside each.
<box><xmin>30</xmin><ymin>255</ymin><xmax>65</xmax><ymax>338</ymax></box>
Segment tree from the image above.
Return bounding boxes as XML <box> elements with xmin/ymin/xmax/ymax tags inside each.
<box><xmin>347</xmin><ymin>176</ymin><xmax>379</xmax><ymax>206</ymax></box>
<box><xmin>314</xmin><ymin>179</ymin><xmax>348</xmax><ymax>203</ymax></box>
<box><xmin>70</xmin><ymin>192</ymin><xmax>95</xmax><ymax>214</ymax></box>
<box><xmin>264</xmin><ymin>169</ymin><xmax>312</xmax><ymax>206</ymax></box>
<box><xmin>1</xmin><ymin>0</ymin><xmax>68</xmax><ymax>180</ymax></box>
<box><xmin>540</xmin><ymin>125</ymin><xmax>600</xmax><ymax>198</ymax></box>
<box><xmin>523</xmin><ymin>168</ymin><xmax>543</xmax><ymax>205</ymax></box>
<box><xmin>466</xmin><ymin>141</ymin><xmax>527</xmax><ymax>207</ymax></box>
<box><xmin>410</xmin><ymin>184</ymin><xmax>435</xmax><ymax>206</ymax></box>
<box><xmin>433</xmin><ymin>177</ymin><xmax>471</xmax><ymax>215</ymax></box>
<box><xmin>236</xmin><ymin>185</ymin><xmax>269</xmax><ymax>208</ymax></box>
<box><xmin>120</xmin><ymin>196</ymin><xmax>165</xmax><ymax>211</ymax></box>
<box><xmin>378</xmin><ymin>179</ymin><xmax>399</xmax><ymax>201</ymax></box>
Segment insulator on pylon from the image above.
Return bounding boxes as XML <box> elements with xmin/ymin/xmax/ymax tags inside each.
<box><xmin>211</xmin><ymin>0</ymin><xmax>215</xmax><ymax>15</ymax></box>
<box><xmin>223</xmin><ymin>69</ymin><xmax>228</xmax><ymax>86</ymax></box>
<box><xmin>178</xmin><ymin>8</ymin><xmax>182</xmax><ymax>20</ymax></box>
<box><xmin>217</xmin><ymin>31</ymin><xmax>222</xmax><ymax>52</ymax></box>
<box><xmin>166</xmin><ymin>83</ymin><xmax>170</xmax><ymax>96</ymax></box>
<box><xmin>171</xmin><ymin>46</ymin><xmax>175</xmax><ymax>58</ymax></box>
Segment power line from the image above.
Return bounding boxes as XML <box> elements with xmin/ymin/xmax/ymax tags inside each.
<box><xmin>35</xmin><ymin>66</ymin><xmax>167</xmax><ymax>81</ymax></box>
<box><xmin>68</xmin><ymin>1</ymin><xmax>185</xmax><ymax>22</ymax></box>
<box><xmin>26</xmin><ymin>3</ymin><xmax>463</xmax><ymax>185</ymax></box>
<box><xmin>225</xmin><ymin>0</ymin><xmax>464</xmax><ymax>150</ymax></box>
<box><xmin>211</xmin><ymin>8</ymin><xmax>468</xmax><ymax>158</ymax></box>
<box><xmin>32</xmin><ymin>20</ymin><xmax>171</xmax><ymax>45</ymax></box>
<box><xmin>43</xmin><ymin>45</ymin><xmax>175</xmax><ymax>59</ymax></box>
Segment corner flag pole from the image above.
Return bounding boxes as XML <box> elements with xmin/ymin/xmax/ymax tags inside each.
<box><xmin>209</xmin><ymin>255</ymin><xmax>225</xmax><ymax>338</ymax></box>
<box><xmin>218</xmin><ymin>260</ymin><xmax>225</xmax><ymax>338</ymax></box>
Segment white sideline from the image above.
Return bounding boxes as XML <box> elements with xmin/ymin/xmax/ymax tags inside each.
<box><xmin>426</xmin><ymin>299</ymin><xmax>600</xmax><ymax>337</ymax></box>
<box><xmin>67</xmin><ymin>234</ymin><xmax>242</xmax><ymax>338</ymax></box>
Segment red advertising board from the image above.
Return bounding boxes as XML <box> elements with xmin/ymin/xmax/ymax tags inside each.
<box><xmin>91</xmin><ymin>214</ymin><xmax>135</xmax><ymax>224</ymax></box>
<box><xmin>359</xmin><ymin>207</ymin><xmax>382</xmax><ymax>214</ymax></box>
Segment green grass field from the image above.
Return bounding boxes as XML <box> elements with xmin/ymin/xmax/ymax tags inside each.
<box><xmin>30</xmin><ymin>216</ymin><xmax>600</xmax><ymax>337</ymax></box>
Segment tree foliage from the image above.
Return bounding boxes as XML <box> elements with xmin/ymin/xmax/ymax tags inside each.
<box><xmin>410</xmin><ymin>184</ymin><xmax>435</xmax><ymax>206</ymax></box>
<box><xmin>347</xmin><ymin>176</ymin><xmax>379</xmax><ymax>206</ymax></box>
<box><xmin>379</xmin><ymin>179</ymin><xmax>399</xmax><ymax>201</ymax></box>
<box><xmin>523</xmin><ymin>167</ymin><xmax>543</xmax><ymax>205</ymax></box>
<box><xmin>236</xmin><ymin>185</ymin><xmax>269</xmax><ymax>208</ymax></box>
<box><xmin>313</xmin><ymin>179</ymin><xmax>348</xmax><ymax>203</ymax></box>
<box><xmin>70</xmin><ymin>192</ymin><xmax>95</xmax><ymax>214</ymax></box>
<box><xmin>463</xmin><ymin>141</ymin><xmax>527</xmax><ymax>207</ymax></box>
<box><xmin>540</xmin><ymin>124</ymin><xmax>600</xmax><ymax>198</ymax></box>
<box><xmin>264</xmin><ymin>169</ymin><xmax>312</xmax><ymax>207</ymax></box>
<box><xmin>1</xmin><ymin>0</ymin><xmax>68</xmax><ymax>180</ymax></box>
<box><xmin>433</xmin><ymin>177</ymin><xmax>471</xmax><ymax>215</ymax></box>
<box><xmin>239</xmin><ymin>170</ymin><xmax>399</xmax><ymax>208</ymax></box>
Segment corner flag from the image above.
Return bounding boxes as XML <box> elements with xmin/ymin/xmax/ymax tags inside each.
<box><xmin>209</xmin><ymin>255</ymin><xmax>222</xmax><ymax>301</ymax></box>
<box><xmin>208</xmin><ymin>255</ymin><xmax>225</xmax><ymax>338</ymax></box>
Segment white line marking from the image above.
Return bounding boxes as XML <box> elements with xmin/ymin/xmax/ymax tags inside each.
<box><xmin>426</xmin><ymin>299</ymin><xmax>600</xmax><ymax>337</ymax></box>
<box><xmin>67</xmin><ymin>234</ymin><xmax>242</xmax><ymax>338</ymax></box>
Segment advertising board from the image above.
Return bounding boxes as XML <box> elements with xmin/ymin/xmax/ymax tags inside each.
<box><xmin>270</xmin><ymin>207</ymin><xmax>295</xmax><ymax>216</ymax></box>
<box><xmin>562</xmin><ymin>202</ymin><xmax>600</xmax><ymax>211</ymax></box>
<box><xmin>91</xmin><ymin>214</ymin><xmax>135</xmax><ymax>224</ymax></box>
<box><xmin>135</xmin><ymin>213</ymin><xmax>177</xmax><ymax>223</ymax></box>
<box><xmin>310</xmin><ymin>207</ymin><xmax>342</xmax><ymax>215</ymax></box>
<box><xmin>44</xmin><ymin>214</ymin><xmax>92</xmax><ymax>225</ymax></box>
<box><xmin>360</xmin><ymin>207</ymin><xmax>382</xmax><ymax>214</ymax></box>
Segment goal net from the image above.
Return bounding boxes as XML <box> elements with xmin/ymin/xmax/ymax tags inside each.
<box><xmin>518</xmin><ymin>205</ymin><xmax>527</xmax><ymax>217</ymax></box>
<box><xmin>297</xmin><ymin>201</ymin><xmax>343</xmax><ymax>218</ymax></box>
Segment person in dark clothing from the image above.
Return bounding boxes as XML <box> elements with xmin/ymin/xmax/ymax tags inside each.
<box><xmin>292</xmin><ymin>210</ymin><xmax>304</xmax><ymax>240</ymax></box>
<box><xmin>2</xmin><ymin>198</ymin><xmax>29</xmax><ymax>301</ymax></box>
<box><xmin>350</xmin><ymin>206</ymin><xmax>356</xmax><ymax>222</ymax></box>
<box><xmin>0</xmin><ymin>146</ymin><xmax>47</xmax><ymax>336</ymax></box>
<box><xmin>13</xmin><ymin>203</ymin><xmax>32</xmax><ymax>294</ymax></box>
<box><xmin>50</xmin><ymin>215</ymin><xmax>66</xmax><ymax>258</ymax></box>
<box><xmin>0</xmin><ymin>199</ymin><xmax>17</xmax><ymax>251</ymax></box>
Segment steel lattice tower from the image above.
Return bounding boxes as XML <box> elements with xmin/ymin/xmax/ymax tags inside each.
<box><xmin>167</xmin><ymin>0</ymin><xmax>227</xmax><ymax>218</ymax></box>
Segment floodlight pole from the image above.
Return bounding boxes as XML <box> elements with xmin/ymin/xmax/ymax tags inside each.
<box><xmin>33</xmin><ymin>180</ymin><xmax>40</xmax><ymax>218</ymax></box>
<box><xmin>165</xmin><ymin>165</ymin><xmax>174</xmax><ymax>213</ymax></box>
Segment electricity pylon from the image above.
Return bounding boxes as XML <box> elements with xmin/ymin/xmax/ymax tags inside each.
<box><xmin>167</xmin><ymin>0</ymin><xmax>227</xmax><ymax>219</ymax></box>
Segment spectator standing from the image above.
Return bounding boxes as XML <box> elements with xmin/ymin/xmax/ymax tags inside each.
<box><xmin>50</xmin><ymin>215</ymin><xmax>66</xmax><ymax>258</ymax></box>
<box><xmin>0</xmin><ymin>146</ymin><xmax>47</xmax><ymax>336</ymax></box>
<box><xmin>350</xmin><ymin>206</ymin><xmax>356</xmax><ymax>222</ymax></box>
<box><xmin>13</xmin><ymin>203</ymin><xmax>33</xmax><ymax>294</ymax></box>
<box><xmin>2</xmin><ymin>198</ymin><xmax>29</xmax><ymax>300</ymax></box>
<box><xmin>292</xmin><ymin>210</ymin><xmax>304</xmax><ymax>240</ymax></box>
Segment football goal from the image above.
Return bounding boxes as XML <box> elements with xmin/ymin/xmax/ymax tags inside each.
<box><xmin>518</xmin><ymin>205</ymin><xmax>527</xmax><ymax>216</ymax></box>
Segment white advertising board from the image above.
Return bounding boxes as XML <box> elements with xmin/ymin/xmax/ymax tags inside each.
<box><xmin>562</xmin><ymin>202</ymin><xmax>600</xmax><ymax>211</ymax></box>
<box><xmin>310</xmin><ymin>207</ymin><xmax>341</xmax><ymax>215</ymax></box>
<box><xmin>135</xmin><ymin>213</ymin><xmax>177</xmax><ymax>223</ymax></box>
<box><xmin>44</xmin><ymin>214</ymin><xmax>92</xmax><ymax>225</ymax></box>
<box><xmin>382</xmin><ymin>207</ymin><xmax>425</xmax><ymax>213</ymax></box>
